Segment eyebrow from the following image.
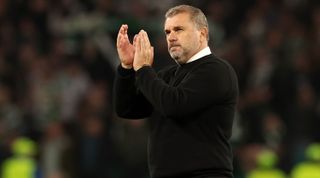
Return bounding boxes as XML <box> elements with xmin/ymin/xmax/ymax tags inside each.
<box><xmin>164</xmin><ymin>26</ymin><xmax>184</xmax><ymax>33</ymax></box>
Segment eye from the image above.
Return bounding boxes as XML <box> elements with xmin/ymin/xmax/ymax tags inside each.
<box><xmin>174</xmin><ymin>27</ymin><xmax>184</xmax><ymax>33</ymax></box>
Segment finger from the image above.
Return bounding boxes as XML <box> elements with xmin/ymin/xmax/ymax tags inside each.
<box><xmin>137</xmin><ymin>31</ymin><xmax>143</xmax><ymax>53</ymax></box>
<box><xmin>137</xmin><ymin>31</ymin><xmax>144</xmax><ymax>52</ymax></box>
<box><xmin>135</xmin><ymin>34</ymin><xmax>141</xmax><ymax>52</ymax></box>
<box><xmin>142</xmin><ymin>30</ymin><xmax>151</xmax><ymax>48</ymax></box>
<box><xmin>139</xmin><ymin>30</ymin><xmax>147</xmax><ymax>50</ymax></box>
<box><xmin>123</xmin><ymin>25</ymin><xmax>130</xmax><ymax>41</ymax></box>
<box><xmin>123</xmin><ymin>25</ymin><xmax>130</xmax><ymax>42</ymax></box>
<box><xmin>116</xmin><ymin>25</ymin><xmax>123</xmax><ymax>47</ymax></box>
<box><xmin>119</xmin><ymin>24</ymin><xmax>128</xmax><ymax>35</ymax></box>
<box><xmin>139</xmin><ymin>34</ymin><xmax>143</xmax><ymax>53</ymax></box>
<box><xmin>133</xmin><ymin>34</ymin><xmax>138</xmax><ymax>47</ymax></box>
<box><xmin>117</xmin><ymin>34</ymin><xmax>126</xmax><ymax>48</ymax></box>
<box><xmin>143</xmin><ymin>31</ymin><xmax>153</xmax><ymax>60</ymax></box>
<box><xmin>123</xmin><ymin>24</ymin><xmax>128</xmax><ymax>35</ymax></box>
<box><xmin>117</xmin><ymin>25</ymin><xmax>127</xmax><ymax>46</ymax></box>
<box><xmin>142</xmin><ymin>31</ymin><xmax>152</xmax><ymax>57</ymax></box>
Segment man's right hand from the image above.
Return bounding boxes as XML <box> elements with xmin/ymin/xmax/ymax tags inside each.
<box><xmin>116</xmin><ymin>24</ymin><xmax>135</xmax><ymax>69</ymax></box>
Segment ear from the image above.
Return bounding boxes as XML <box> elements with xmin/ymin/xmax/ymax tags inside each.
<box><xmin>200</xmin><ymin>27</ymin><xmax>209</xmax><ymax>42</ymax></box>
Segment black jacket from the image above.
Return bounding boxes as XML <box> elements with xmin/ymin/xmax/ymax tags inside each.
<box><xmin>114</xmin><ymin>54</ymin><xmax>239</xmax><ymax>178</ymax></box>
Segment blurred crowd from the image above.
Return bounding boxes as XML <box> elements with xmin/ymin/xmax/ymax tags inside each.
<box><xmin>0</xmin><ymin>0</ymin><xmax>320</xmax><ymax>178</ymax></box>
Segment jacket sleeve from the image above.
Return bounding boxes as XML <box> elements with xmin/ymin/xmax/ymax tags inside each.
<box><xmin>135</xmin><ymin>62</ymin><xmax>237</xmax><ymax>119</ymax></box>
<box><xmin>113</xmin><ymin>65</ymin><xmax>153</xmax><ymax>119</ymax></box>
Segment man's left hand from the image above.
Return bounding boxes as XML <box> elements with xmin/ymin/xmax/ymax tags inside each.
<box><xmin>133</xmin><ymin>30</ymin><xmax>154</xmax><ymax>71</ymax></box>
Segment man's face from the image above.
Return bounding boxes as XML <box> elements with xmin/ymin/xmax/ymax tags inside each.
<box><xmin>164</xmin><ymin>13</ymin><xmax>203</xmax><ymax>64</ymax></box>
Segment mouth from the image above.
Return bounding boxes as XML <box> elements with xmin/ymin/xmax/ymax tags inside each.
<box><xmin>169</xmin><ymin>45</ymin><xmax>181</xmax><ymax>50</ymax></box>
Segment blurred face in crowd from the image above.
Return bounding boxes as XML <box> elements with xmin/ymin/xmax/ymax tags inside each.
<box><xmin>164</xmin><ymin>12</ymin><xmax>208</xmax><ymax>64</ymax></box>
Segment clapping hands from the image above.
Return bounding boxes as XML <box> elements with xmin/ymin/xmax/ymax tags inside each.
<box><xmin>116</xmin><ymin>25</ymin><xmax>154</xmax><ymax>71</ymax></box>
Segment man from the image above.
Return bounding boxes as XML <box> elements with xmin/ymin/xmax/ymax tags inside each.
<box><xmin>114</xmin><ymin>4</ymin><xmax>239</xmax><ymax>178</ymax></box>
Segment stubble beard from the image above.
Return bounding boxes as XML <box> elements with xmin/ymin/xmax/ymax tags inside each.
<box><xmin>169</xmin><ymin>48</ymin><xmax>187</xmax><ymax>64</ymax></box>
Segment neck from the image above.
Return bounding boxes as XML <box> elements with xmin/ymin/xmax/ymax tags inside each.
<box><xmin>186</xmin><ymin>46</ymin><xmax>211</xmax><ymax>64</ymax></box>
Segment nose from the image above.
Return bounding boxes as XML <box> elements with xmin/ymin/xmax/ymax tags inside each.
<box><xmin>167</xmin><ymin>32</ymin><xmax>177</xmax><ymax>42</ymax></box>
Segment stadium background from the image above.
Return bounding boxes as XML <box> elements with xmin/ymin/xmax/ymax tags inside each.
<box><xmin>0</xmin><ymin>0</ymin><xmax>320</xmax><ymax>177</ymax></box>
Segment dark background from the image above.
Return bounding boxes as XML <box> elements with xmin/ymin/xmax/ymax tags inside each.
<box><xmin>0</xmin><ymin>0</ymin><xmax>319</xmax><ymax>178</ymax></box>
